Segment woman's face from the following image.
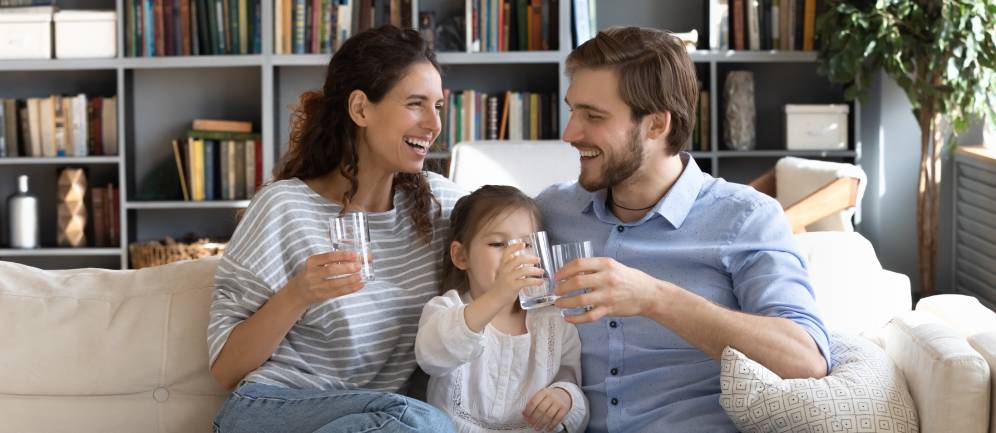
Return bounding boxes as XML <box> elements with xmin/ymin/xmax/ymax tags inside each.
<box><xmin>358</xmin><ymin>62</ymin><xmax>445</xmax><ymax>174</ymax></box>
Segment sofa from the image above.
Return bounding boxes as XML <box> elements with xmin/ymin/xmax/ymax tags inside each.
<box><xmin>1</xmin><ymin>230</ymin><xmax>993</xmax><ymax>433</ymax></box>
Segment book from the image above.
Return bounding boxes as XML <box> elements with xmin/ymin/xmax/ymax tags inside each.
<box><xmin>102</xmin><ymin>96</ymin><xmax>118</xmax><ymax>155</ymax></box>
<box><xmin>107</xmin><ymin>184</ymin><xmax>120</xmax><ymax>247</ymax></box>
<box><xmin>91</xmin><ymin>187</ymin><xmax>107</xmax><ymax>246</ymax></box>
<box><xmin>172</xmin><ymin>139</ymin><xmax>190</xmax><ymax>201</ymax></box>
<box><xmin>191</xmin><ymin>118</ymin><xmax>252</xmax><ymax>133</ymax></box>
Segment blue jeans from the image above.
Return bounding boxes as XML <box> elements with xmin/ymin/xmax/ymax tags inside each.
<box><xmin>213</xmin><ymin>383</ymin><xmax>456</xmax><ymax>433</ymax></box>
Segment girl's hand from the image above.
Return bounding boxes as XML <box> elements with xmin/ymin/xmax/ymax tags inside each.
<box><xmin>284</xmin><ymin>251</ymin><xmax>366</xmax><ymax>308</ymax></box>
<box><xmin>493</xmin><ymin>242</ymin><xmax>545</xmax><ymax>300</ymax></box>
<box><xmin>523</xmin><ymin>387</ymin><xmax>572</xmax><ymax>432</ymax></box>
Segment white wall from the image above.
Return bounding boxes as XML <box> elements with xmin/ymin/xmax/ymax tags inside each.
<box><xmin>860</xmin><ymin>71</ymin><xmax>983</xmax><ymax>296</ymax></box>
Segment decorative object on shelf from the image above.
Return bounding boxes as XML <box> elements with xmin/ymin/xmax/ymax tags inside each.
<box><xmin>818</xmin><ymin>0</ymin><xmax>996</xmax><ymax>297</ymax></box>
<box><xmin>53</xmin><ymin>10</ymin><xmax>116</xmax><ymax>59</ymax></box>
<box><xmin>784</xmin><ymin>104</ymin><xmax>849</xmax><ymax>151</ymax></box>
<box><xmin>128</xmin><ymin>236</ymin><xmax>226</xmax><ymax>269</ymax></box>
<box><xmin>7</xmin><ymin>174</ymin><xmax>39</xmax><ymax>249</ymax></box>
<box><xmin>419</xmin><ymin>11</ymin><xmax>435</xmax><ymax>50</ymax></box>
<box><xmin>434</xmin><ymin>14</ymin><xmax>465</xmax><ymax>52</ymax></box>
<box><xmin>56</xmin><ymin>167</ymin><xmax>87</xmax><ymax>247</ymax></box>
<box><xmin>723</xmin><ymin>71</ymin><xmax>756</xmax><ymax>151</ymax></box>
<box><xmin>0</xmin><ymin>6</ymin><xmax>55</xmax><ymax>60</ymax></box>
<box><xmin>673</xmin><ymin>29</ymin><xmax>698</xmax><ymax>51</ymax></box>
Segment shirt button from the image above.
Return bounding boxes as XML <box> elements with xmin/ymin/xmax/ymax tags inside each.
<box><xmin>617</xmin><ymin>225</ymin><xmax>625</xmax><ymax>232</ymax></box>
<box><xmin>610</xmin><ymin>368</ymin><xmax>618</xmax><ymax>375</ymax></box>
<box><xmin>609</xmin><ymin>320</ymin><xmax>618</xmax><ymax>328</ymax></box>
<box><xmin>611</xmin><ymin>398</ymin><xmax>619</xmax><ymax>405</ymax></box>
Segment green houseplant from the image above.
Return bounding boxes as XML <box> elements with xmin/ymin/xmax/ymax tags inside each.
<box><xmin>817</xmin><ymin>0</ymin><xmax>996</xmax><ymax>297</ymax></box>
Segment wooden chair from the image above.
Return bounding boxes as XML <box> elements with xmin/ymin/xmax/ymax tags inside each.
<box><xmin>749</xmin><ymin>157</ymin><xmax>864</xmax><ymax>234</ymax></box>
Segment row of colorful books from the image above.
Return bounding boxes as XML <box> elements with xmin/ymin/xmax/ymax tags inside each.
<box><xmin>172</xmin><ymin>130</ymin><xmax>263</xmax><ymax>201</ymax></box>
<box><xmin>712</xmin><ymin>0</ymin><xmax>820</xmax><ymax>51</ymax></box>
<box><xmin>0</xmin><ymin>96</ymin><xmax>118</xmax><ymax>158</ymax></box>
<box><xmin>125</xmin><ymin>0</ymin><xmax>263</xmax><ymax>57</ymax></box>
<box><xmin>435</xmin><ymin>90</ymin><xmax>559</xmax><ymax>150</ymax></box>
<box><xmin>274</xmin><ymin>0</ymin><xmax>358</xmax><ymax>55</ymax></box>
<box><xmin>89</xmin><ymin>184</ymin><xmax>122</xmax><ymax>248</ymax></box>
<box><xmin>464</xmin><ymin>0</ymin><xmax>559</xmax><ymax>52</ymax></box>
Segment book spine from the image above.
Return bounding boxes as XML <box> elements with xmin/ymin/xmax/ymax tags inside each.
<box><xmin>240</xmin><ymin>0</ymin><xmax>248</xmax><ymax>54</ymax></box>
<box><xmin>293</xmin><ymin>0</ymin><xmax>305</xmax><ymax>54</ymax></box>
<box><xmin>181</xmin><ymin>0</ymin><xmax>191</xmax><ymax>55</ymax></box>
<box><xmin>252</xmin><ymin>0</ymin><xmax>261</xmax><ymax>53</ymax></box>
<box><xmin>155</xmin><ymin>0</ymin><xmax>166</xmax><ymax>56</ymax></box>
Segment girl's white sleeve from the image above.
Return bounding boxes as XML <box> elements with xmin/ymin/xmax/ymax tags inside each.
<box><xmin>550</xmin><ymin>323</ymin><xmax>589</xmax><ymax>433</ymax></box>
<box><xmin>414</xmin><ymin>291</ymin><xmax>487</xmax><ymax>376</ymax></box>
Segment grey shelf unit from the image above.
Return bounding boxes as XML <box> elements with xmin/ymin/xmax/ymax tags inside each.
<box><xmin>0</xmin><ymin>0</ymin><xmax>859</xmax><ymax>269</ymax></box>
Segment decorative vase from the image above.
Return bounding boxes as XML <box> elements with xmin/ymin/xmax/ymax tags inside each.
<box><xmin>724</xmin><ymin>71</ymin><xmax>756</xmax><ymax>151</ymax></box>
<box><xmin>7</xmin><ymin>175</ymin><xmax>39</xmax><ymax>249</ymax></box>
<box><xmin>57</xmin><ymin>167</ymin><xmax>88</xmax><ymax>247</ymax></box>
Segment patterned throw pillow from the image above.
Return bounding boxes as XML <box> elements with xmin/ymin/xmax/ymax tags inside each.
<box><xmin>719</xmin><ymin>332</ymin><xmax>919</xmax><ymax>433</ymax></box>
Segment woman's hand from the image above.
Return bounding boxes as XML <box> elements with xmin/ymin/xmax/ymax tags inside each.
<box><xmin>492</xmin><ymin>242</ymin><xmax>545</xmax><ymax>301</ymax></box>
<box><xmin>284</xmin><ymin>251</ymin><xmax>367</xmax><ymax>308</ymax></box>
<box><xmin>523</xmin><ymin>387</ymin><xmax>572</xmax><ymax>432</ymax></box>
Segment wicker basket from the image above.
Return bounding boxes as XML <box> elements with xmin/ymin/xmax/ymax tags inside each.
<box><xmin>129</xmin><ymin>237</ymin><xmax>227</xmax><ymax>269</ymax></box>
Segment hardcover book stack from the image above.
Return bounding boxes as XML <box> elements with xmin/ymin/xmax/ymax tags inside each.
<box><xmin>463</xmin><ymin>0</ymin><xmax>559</xmax><ymax>52</ymax></box>
<box><xmin>124</xmin><ymin>0</ymin><xmax>263</xmax><ymax>56</ymax></box>
<box><xmin>0</xmin><ymin>95</ymin><xmax>118</xmax><ymax>158</ymax></box>
<box><xmin>273</xmin><ymin>0</ymin><xmax>361</xmax><ymax>54</ymax></box>
<box><xmin>89</xmin><ymin>183</ymin><xmax>121</xmax><ymax>247</ymax></box>
<box><xmin>435</xmin><ymin>89</ymin><xmax>558</xmax><ymax>151</ymax></box>
<box><xmin>171</xmin><ymin>119</ymin><xmax>262</xmax><ymax>201</ymax></box>
<box><xmin>710</xmin><ymin>0</ymin><xmax>822</xmax><ymax>51</ymax></box>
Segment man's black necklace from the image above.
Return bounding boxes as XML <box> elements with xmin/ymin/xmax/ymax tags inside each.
<box><xmin>608</xmin><ymin>191</ymin><xmax>655</xmax><ymax>211</ymax></box>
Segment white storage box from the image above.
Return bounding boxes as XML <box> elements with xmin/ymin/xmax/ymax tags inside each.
<box><xmin>0</xmin><ymin>9</ymin><xmax>52</xmax><ymax>60</ymax></box>
<box><xmin>54</xmin><ymin>10</ymin><xmax>116</xmax><ymax>59</ymax></box>
<box><xmin>785</xmin><ymin>104</ymin><xmax>849</xmax><ymax>150</ymax></box>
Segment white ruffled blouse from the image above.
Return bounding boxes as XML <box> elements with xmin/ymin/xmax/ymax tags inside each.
<box><xmin>415</xmin><ymin>290</ymin><xmax>588</xmax><ymax>433</ymax></box>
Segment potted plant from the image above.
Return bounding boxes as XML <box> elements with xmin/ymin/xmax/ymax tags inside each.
<box><xmin>817</xmin><ymin>0</ymin><xmax>996</xmax><ymax>297</ymax></box>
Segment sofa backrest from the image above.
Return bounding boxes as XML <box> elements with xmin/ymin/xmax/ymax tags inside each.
<box><xmin>794</xmin><ymin>231</ymin><xmax>912</xmax><ymax>335</ymax></box>
<box><xmin>0</xmin><ymin>257</ymin><xmax>228</xmax><ymax>433</ymax></box>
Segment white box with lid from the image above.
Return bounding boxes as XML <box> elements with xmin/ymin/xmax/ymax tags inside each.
<box><xmin>54</xmin><ymin>10</ymin><xmax>116</xmax><ymax>59</ymax></box>
<box><xmin>785</xmin><ymin>104</ymin><xmax>850</xmax><ymax>150</ymax></box>
<box><xmin>0</xmin><ymin>9</ymin><xmax>52</xmax><ymax>59</ymax></box>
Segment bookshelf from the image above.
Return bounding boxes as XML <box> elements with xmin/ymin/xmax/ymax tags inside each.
<box><xmin>0</xmin><ymin>0</ymin><xmax>859</xmax><ymax>270</ymax></box>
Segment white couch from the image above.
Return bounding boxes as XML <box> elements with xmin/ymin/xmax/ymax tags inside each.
<box><xmin>1</xmin><ymin>231</ymin><xmax>993</xmax><ymax>433</ymax></box>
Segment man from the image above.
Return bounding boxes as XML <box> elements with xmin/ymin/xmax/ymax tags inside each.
<box><xmin>536</xmin><ymin>27</ymin><xmax>831</xmax><ymax>433</ymax></box>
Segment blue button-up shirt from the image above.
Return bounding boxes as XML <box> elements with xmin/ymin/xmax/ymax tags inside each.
<box><xmin>536</xmin><ymin>154</ymin><xmax>831</xmax><ymax>433</ymax></box>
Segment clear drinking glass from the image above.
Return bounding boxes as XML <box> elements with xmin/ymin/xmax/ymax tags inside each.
<box><xmin>329</xmin><ymin>212</ymin><xmax>375</xmax><ymax>281</ymax></box>
<box><xmin>509</xmin><ymin>231</ymin><xmax>557</xmax><ymax>309</ymax></box>
<box><xmin>552</xmin><ymin>240</ymin><xmax>594</xmax><ymax>317</ymax></box>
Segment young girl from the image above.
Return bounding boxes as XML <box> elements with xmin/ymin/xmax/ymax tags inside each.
<box><xmin>415</xmin><ymin>185</ymin><xmax>589</xmax><ymax>433</ymax></box>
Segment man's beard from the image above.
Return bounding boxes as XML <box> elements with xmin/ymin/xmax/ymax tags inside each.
<box><xmin>578</xmin><ymin>124</ymin><xmax>644</xmax><ymax>192</ymax></box>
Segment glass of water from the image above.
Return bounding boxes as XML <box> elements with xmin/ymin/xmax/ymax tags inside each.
<box><xmin>508</xmin><ymin>231</ymin><xmax>557</xmax><ymax>309</ymax></box>
<box><xmin>329</xmin><ymin>212</ymin><xmax>375</xmax><ymax>281</ymax></box>
<box><xmin>552</xmin><ymin>241</ymin><xmax>594</xmax><ymax>317</ymax></box>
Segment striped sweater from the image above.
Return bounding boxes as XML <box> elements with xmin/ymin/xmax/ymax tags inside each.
<box><xmin>208</xmin><ymin>172</ymin><xmax>466</xmax><ymax>392</ymax></box>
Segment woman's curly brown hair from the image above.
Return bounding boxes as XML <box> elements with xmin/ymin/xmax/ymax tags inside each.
<box><xmin>274</xmin><ymin>25</ymin><xmax>441</xmax><ymax>242</ymax></box>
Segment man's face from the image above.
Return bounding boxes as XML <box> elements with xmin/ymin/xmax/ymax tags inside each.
<box><xmin>563</xmin><ymin>68</ymin><xmax>646</xmax><ymax>192</ymax></box>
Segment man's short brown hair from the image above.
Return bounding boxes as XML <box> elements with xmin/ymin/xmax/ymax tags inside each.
<box><xmin>566</xmin><ymin>27</ymin><xmax>699</xmax><ymax>155</ymax></box>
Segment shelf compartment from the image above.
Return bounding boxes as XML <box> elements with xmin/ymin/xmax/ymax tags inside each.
<box><xmin>0</xmin><ymin>156</ymin><xmax>121</xmax><ymax>165</ymax></box>
<box><xmin>0</xmin><ymin>248</ymin><xmax>123</xmax><ymax>257</ymax></box>
<box><xmin>125</xmin><ymin>67</ymin><xmax>262</xmax><ymax>202</ymax></box>
<box><xmin>126</xmin><ymin>200</ymin><xmax>250</xmax><ymax>209</ymax></box>
<box><xmin>120</xmin><ymin>55</ymin><xmax>265</xmax><ymax>69</ymax></box>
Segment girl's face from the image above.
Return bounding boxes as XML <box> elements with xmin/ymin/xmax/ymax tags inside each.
<box><xmin>454</xmin><ymin>207</ymin><xmax>539</xmax><ymax>299</ymax></box>
<box><xmin>357</xmin><ymin>62</ymin><xmax>444</xmax><ymax>174</ymax></box>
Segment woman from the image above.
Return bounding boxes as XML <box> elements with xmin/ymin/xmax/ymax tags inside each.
<box><xmin>208</xmin><ymin>26</ymin><xmax>464</xmax><ymax>433</ymax></box>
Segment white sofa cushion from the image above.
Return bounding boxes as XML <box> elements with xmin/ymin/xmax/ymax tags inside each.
<box><xmin>794</xmin><ymin>231</ymin><xmax>911</xmax><ymax>336</ymax></box>
<box><xmin>880</xmin><ymin>311</ymin><xmax>991</xmax><ymax>433</ymax></box>
<box><xmin>915</xmin><ymin>294</ymin><xmax>996</xmax><ymax>338</ymax></box>
<box><xmin>0</xmin><ymin>257</ymin><xmax>228</xmax><ymax>433</ymax></box>
<box><xmin>968</xmin><ymin>332</ymin><xmax>996</xmax><ymax>433</ymax></box>
<box><xmin>719</xmin><ymin>332</ymin><xmax>918</xmax><ymax>433</ymax></box>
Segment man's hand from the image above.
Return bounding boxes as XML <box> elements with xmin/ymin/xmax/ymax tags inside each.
<box><xmin>523</xmin><ymin>387</ymin><xmax>572</xmax><ymax>432</ymax></box>
<box><xmin>552</xmin><ymin>257</ymin><xmax>669</xmax><ymax>323</ymax></box>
